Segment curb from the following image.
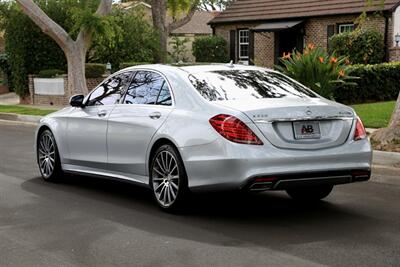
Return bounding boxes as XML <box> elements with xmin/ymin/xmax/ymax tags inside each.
<box><xmin>373</xmin><ymin>150</ymin><xmax>400</xmax><ymax>168</ymax></box>
<box><xmin>0</xmin><ymin>119</ymin><xmax>38</xmax><ymax>126</ymax></box>
<box><xmin>0</xmin><ymin>112</ymin><xmax>41</xmax><ymax>124</ymax></box>
<box><xmin>371</xmin><ymin>165</ymin><xmax>400</xmax><ymax>186</ymax></box>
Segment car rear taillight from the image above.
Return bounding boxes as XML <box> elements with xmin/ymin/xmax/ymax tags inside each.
<box><xmin>354</xmin><ymin>117</ymin><xmax>367</xmax><ymax>141</ymax></box>
<box><xmin>209</xmin><ymin>114</ymin><xmax>263</xmax><ymax>145</ymax></box>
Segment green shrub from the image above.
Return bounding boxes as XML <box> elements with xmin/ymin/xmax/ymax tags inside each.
<box><xmin>1</xmin><ymin>1</ymin><xmax>73</xmax><ymax>96</ymax></box>
<box><xmin>1</xmin><ymin>2</ymin><xmax>158</xmax><ymax>96</ymax></box>
<box><xmin>120</xmin><ymin>62</ymin><xmax>151</xmax><ymax>69</ymax></box>
<box><xmin>89</xmin><ymin>8</ymin><xmax>159</xmax><ymax>69</ymax></box>
<box><xmin>0</xmin><ymin>53</ymin><xmax>11</xmax><ymax>87</ymax></box>
<box><xmin>169</xmin><ymin>36</ymin><xmax>190</xmax><ymax>63</ymax></box>
<box><xmin>192</xmin><ymin>36</ymin><xmax>229</xmax><ymax>63</ymax></box>
<box><xmin>329</xmin><ymin>29</ymin><xmax>385</xmax><ymax>64</ymax></box>
<box><xmin>85</xmin><ymin>63</ymin><xmax>106</xmax><ymax>78</ymax></box>
<box><xmin>333</xmin><ymin>62</ymin><xmax>400</xmax><ymax>104</ymax></box>
<box><xmin>37</xmin><ymin>69</ymin><xmax>66</xmax><ymax>78</ymax></box>
<box><xmin>275</xmin><ymin>44</ymin><xmax>355</xmax><ymax>99</ymax></box>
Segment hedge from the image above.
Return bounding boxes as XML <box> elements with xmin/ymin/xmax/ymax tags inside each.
<box><xmin>36</xmin><ymin>64</ymin><xmax>105</xmax><ymax>79</ymax></box>
<box><xmin>333</xmin><ymin>62</ymin><xmax>400</xmax><ymax>104</ymax></box>
<box><xmin>38</xmin><ymin>69</ymin><xmax>66</xmax><ymax>78</ymax></box>
<box><xmin>0</xmin><ymin>53</ymin><xmax>11</xmax><ymax>87</ymax></box>
<box><xmin>120</xmin><ymin>62</ymin><xmax>150</xmax><ymax>69</ymax></box>
<box><xmin>85</xmin><ymin>63</ymin><xmax>106</xmax><ymax>78</ymax></box>
<box><xmin>192</xmin><ymin>36</ymin><xmax>229</xmax><ymax>63</ymax></box>
<box><xmin>3</xmin><ymin>2</ymin><xmax>68</xmax><ymax>96</ymax></box>
<box><xmin>329</xmin><ymin>29</ymin><xmax>385</xmax><ymax>64</ymax></box>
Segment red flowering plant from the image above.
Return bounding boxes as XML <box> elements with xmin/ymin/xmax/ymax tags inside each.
<box><xmin>275</xmin><ymin>44</ymin><xmax>357</xmax><ymax>99</ymax></box>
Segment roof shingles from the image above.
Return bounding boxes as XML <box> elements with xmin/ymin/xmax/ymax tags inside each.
<box><xmin>209</xmin><ymin>0</ymin><xmax>400</xmax><ymax>24</ymax></box>
<box><xmin>171</xmin><ymin>11</ymin><xmax>219</xmax><ymax>34</ymax></box>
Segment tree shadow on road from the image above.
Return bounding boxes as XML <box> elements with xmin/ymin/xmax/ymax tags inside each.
<box><xmin>21</xmin><ymin>175</ymin><xmax>381</xmax><ymax>249</ymax></box>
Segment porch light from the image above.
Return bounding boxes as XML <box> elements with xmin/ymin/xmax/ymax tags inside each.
<box><xmin>395</xmin><ymin>33</ymin><xmax>400</xmax><ymax>47</ymax></box>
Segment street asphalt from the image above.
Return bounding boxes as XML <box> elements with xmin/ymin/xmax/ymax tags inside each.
<box><xmin>0</xmin><ymin>121</ymin><xmax>399</xmax><ymax>267</ymax></box>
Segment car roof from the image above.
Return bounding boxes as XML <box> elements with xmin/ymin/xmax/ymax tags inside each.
<box><xmin>180</xmin><ymin>64</ymin><xmax>270</xmax><ymax>74</ymax></box>
<box><xmin>119</xmin><ymin>63</ymin><xmax>272</xmax><ymax>75</ymax></box>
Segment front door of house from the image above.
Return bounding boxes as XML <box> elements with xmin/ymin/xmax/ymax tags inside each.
<box><xmin>275</xmin><ymin>27</ymin><xmax>304</xmax><ymax>64</ymax></box>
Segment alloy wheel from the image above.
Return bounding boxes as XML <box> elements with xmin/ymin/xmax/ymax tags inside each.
<box><xmin>38</xmin><ymin>132</ymin><xmax>56</xmax><ymax>179</ymax></box>
<box><xmin>152</xmin><ymin>150</ymin><xmax>180</xmax><ymax>207</ymax></box>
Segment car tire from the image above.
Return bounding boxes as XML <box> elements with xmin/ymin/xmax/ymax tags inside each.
<box><xmin>37</xmin><ymin>129</ymin><xmax>63</xmax><ymax>182</ymax></box>
<box><xmin>149</xmin><ymin>144</ymin><xmax>189</xmax><ymax>212</ymax></box>
<box><xmin>286</xmin><ymin>185</ymin><xmax>333</xmax><ymax>201</ymax></box>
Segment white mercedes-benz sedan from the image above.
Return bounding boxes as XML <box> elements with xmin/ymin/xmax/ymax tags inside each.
<box><xmin>35</xmin><ymin>64</ymin><xmax>372</xmax><ymax>211</ymax></box>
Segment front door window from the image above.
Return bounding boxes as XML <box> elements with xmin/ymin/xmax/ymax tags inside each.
<box><xmin>87</xmin><ymin>71</ymin><xmax>133</xmax><ymax>106</ymax></box>
<box><xmin>276</xmin><ymin>28</ymin><xmax>304</xmax><ymax>65</ymax></box>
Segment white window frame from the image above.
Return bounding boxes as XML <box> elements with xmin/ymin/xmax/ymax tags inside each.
<box><xmin>338</xmin><ymin>23</ymin><xmax>355</xmax><ymax>34</ymax></box>
<box><xmin>238</xmin><ymin>29</ymin><xmax>250</xmax><ymax>60</ymax></box>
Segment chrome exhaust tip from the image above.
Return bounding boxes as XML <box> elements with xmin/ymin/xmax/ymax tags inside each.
<box><xmin>249</xmin><ymin>182</ymin><xmax>273</xmax><ymax>191</ymax></box>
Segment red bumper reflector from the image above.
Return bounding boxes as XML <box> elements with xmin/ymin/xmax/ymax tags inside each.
<box><xmin>351</xmin><ymin>171</ymin><xmax>370</xmax><ymax>177</ymax></box>
<box><xmin>254</xmin><ymin>177</ymin><xmax>277</xmax><ymax>183</ymax></box>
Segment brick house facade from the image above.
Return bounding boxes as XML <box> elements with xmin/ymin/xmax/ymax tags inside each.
<box><xmin>209</xmin><ymin>0</ymin><xmax>400</xmax><ymax>68</ymax></box>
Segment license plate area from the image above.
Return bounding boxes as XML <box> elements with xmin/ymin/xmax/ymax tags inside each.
<box><xmin>293</xmin><ymin>121</ymin><xmax>321</xmax><ymax>139</ymax></box>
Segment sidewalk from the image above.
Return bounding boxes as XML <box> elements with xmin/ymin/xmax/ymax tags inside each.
<box><xmin>0</xmin><ymin>92</ymin><xmax>64</xmax><ymax>110</ymax></box>
<box><xmin>0</xmin><ymin>92</ymin><xmax>19</xmax><ymax>105</ymax></box>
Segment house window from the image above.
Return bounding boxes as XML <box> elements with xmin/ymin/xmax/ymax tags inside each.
<box><xmin>238</xmin><ymin>29</ymin><xmax>249</xmax><ymax>59</ymax></box>
<box><xmin>338</xmin><ymin>24</ymin><xmax>355</xmax><ymax>34</ymax></box>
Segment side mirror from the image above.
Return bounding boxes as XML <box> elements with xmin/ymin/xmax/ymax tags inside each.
<box><xmin>69</xmin><ymin>94</ymin><xmax>85</xmax><ymax>107</ymax></box>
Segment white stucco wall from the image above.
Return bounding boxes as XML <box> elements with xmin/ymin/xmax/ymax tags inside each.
<box><xmin>33</xmin><ymin>78</ymin><xmax>64</xmax><ymax>96</ymax></box>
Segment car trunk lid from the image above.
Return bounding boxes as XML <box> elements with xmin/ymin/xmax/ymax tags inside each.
<box><xmin>215</xmin><ymin>97</ymin><xmax>355</xmax><ymax>150</ymax></box>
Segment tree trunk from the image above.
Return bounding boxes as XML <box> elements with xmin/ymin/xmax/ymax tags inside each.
<box><xmin>151</xmin><ymin>0</ymin><xmax>168</xmax><ymax>63</ymax></box>
<box><xmin>370</xmin><ymin>91</ymin><xmax>400</xmax><ymax>148</ymax></box>
<box><xmin>158</xmin><ymin>29</ymin><xmax>169</xmax><ymax>63</ymax></box>
<box><xmin>388</xmin><ymin>91</ymin><xmax>400</xmax><ymax>129</ymax></box>
<box><xmin>15</xmin><ymin>0</ymin><xmax>112</xmax><ymax>97</ymax></box>
<box><xmin>66</xmin><ymin>44</ymin><xmax>87</xmax><ymax>95</ymax></box>
<box><xmin>151</xmin><ymin>0</ymin><xmax>198</xmax><ymax>63</ymax></box>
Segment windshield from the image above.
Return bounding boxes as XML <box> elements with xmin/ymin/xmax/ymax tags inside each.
<box><xmin>189</xmin><ymin>70</ymin><xmax>317</xmax><ymax>101</ymax></box>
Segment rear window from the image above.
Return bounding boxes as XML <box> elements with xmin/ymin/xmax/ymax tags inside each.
<box><xmin>189</xmin><ymin>70</ymin><xmax>317</xmax><ymax>101</ymax></box>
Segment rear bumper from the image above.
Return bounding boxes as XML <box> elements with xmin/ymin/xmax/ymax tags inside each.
<box><xmin>245</xmin><ymin>169</ymin><xmax>370</xmax><ymax>191</ymax></box>
<box><xmin>179</xmin><ymin>137</ymin><xmax>372</xmax><ymax>192</ymax></box>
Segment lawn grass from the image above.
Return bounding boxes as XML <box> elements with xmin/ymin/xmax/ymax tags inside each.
<box><xmin>0</xmin><ymin>104</ymin><xmax>57</xmax><ymax>116</ymax></box>
<box><xmin>351</xmin><ymin>101</ymin><xmax>396</xmax><ymax>128</ymax></box>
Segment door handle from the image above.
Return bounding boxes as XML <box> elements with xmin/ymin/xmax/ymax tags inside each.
<box><xmin>97</xmin><ymin>110</ymin><xmax>107</xmax><ymax>117</ymax></box>
<box><xmin>149</xmin><ymin>112</ymin><xmax>161</xmax><ymax>119</ymax></box>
